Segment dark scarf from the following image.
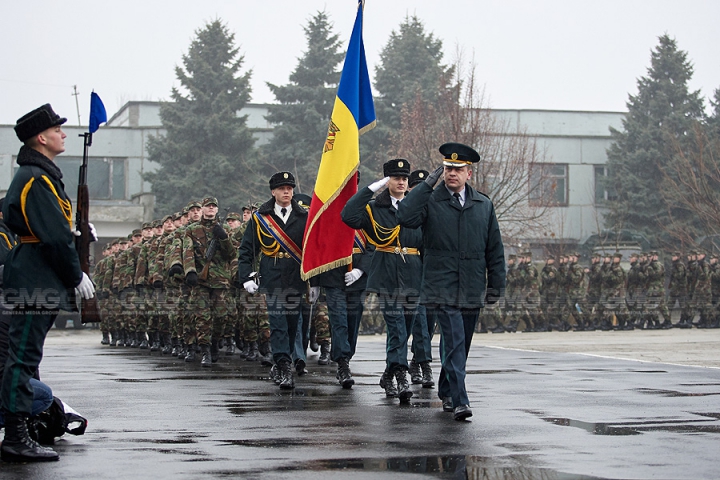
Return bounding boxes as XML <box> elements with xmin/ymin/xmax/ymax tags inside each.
<box><xmin>16</xmin><ymin>145</ymin><xmax>64</xmax><ymax>181</ymax></box>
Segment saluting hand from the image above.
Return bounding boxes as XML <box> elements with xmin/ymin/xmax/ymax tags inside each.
<box><xmin>368</xmin><ymin>177</ymin><xmax>390</xmax><ymax>193</ymax></box>
<box><xmin>425</xmin><ymin>166</ymin><xmax>444</xmax><ymax>187</ymax></box>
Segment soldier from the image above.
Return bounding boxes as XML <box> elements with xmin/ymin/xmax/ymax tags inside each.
<box><xmin>645</xmin><ymin>251</ymin><xmax>671</xmax><ymax>329</ymax></box>
<box><xmin>502</xmin><ymin>254</ymin><xmax>520</xmax><ymax>332</ymax></box>
<box><xmin>174</xmin><ymin>201</ymin><xmax>203</xmax><ymax>361</ymax></box>
<box><xmin>668</xmin><ymin>251</ymin><xmax>691</xmax><ymax>328</ymax></box>
<box><xmin>690</xmin><ymin>251</ymin><xmax>712</xmax><ymax>328</ymax></box>
<box><xmin>564</xmin><ymin>253</ymin><xmax>586</xmax><ymax>331</ymax></box>
<box><xmin>342</xmin><ymin>159</ymin><xmax>429</xmax><ymax>400</ymax></box>
<box><xmin>182</xmin><ymin>197</ymin><xmax>235</xmax><ymax>366</ymax></box>
<box><xmin>239</xmin><ymin>172</ymin><xmax>309</xmax><ymax>390</ymax></box>
<box><xmin>626</xmin><ymin>253</ymin><xmax>644</xmax><ymax>328</ymax></box>
<box><xmin>540</xmin><ymin>254</ymin><xmax>559</xmax><ymax>332</ymax></box>
<box><xmin>1</xmin><ymin>104</ymin><xmax>95</xmax><ymax>462</ymax></box>
<box><xmin>115</xmin><ymin>229</ymin><xmax>144</xmax><ymax>347</ymax></box>
<box><xmin>583</xmin><ymin>253</ymin><xmax>603</xmax><ymax>331</ymax></box>
<box><xmin>601</xmin><ymin>253</ymin><xmax>630</xmax><ymax>330</ymax></box>
<box><xmin>0</xmin><ymin>197</ymin><xmax>17</xmax><ymax>266</ymax></box>
<box><xmin>520</xmin><ymin>251</ymin><xmax>542</xmax><ymax>332</ymax></box>
<box><xmin>397</xmin><ymin>142</ymin><xmax>505</xmax><ymax>421</ymax></box>
<box><xmin>709</xmin><ymin>254</ymin><xmax>720</xmax><ymax>328</ymax></box>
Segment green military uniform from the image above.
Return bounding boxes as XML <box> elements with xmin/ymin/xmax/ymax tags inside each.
<box><xmin>565</xmin><ymin>255</ymin><xmax>585</xmax><ymax>331</ymax></box>
<box><xmin>502</xmin><ymin>255</ymin><xmax>520</xmax><ymax>332</ymax></box>
<box><xmin>690</xmin><ymin>252</ymin><xmax>712</xmax><ymax>327</ymax></box>
<box><xmin>540</xmin><ymin>257</ymin><xmax>560</xmax><ymax>332</ymax></box>
<box><xmin>584</xmin><ymin>254</ymin><xmax>603</xmax><ymax>331</ymax></box>
<box><xmin>601</xmin><ymin>253</ymin><xmax>630</xmax><ymax>330</ymax></box>
<box><xmin>669</xmin><ymin>252</ymin><xmax>691</xmax><ymax>328</ymax></box>
<box><xmin>644</xmin><ymin>252</ymin><xmax>671</xmax><ymax>329</ymax></box>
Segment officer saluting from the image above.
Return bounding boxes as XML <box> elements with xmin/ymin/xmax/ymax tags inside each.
<box><xmin>397</xmin><ymin>142</ymin><xmax>505</xmax><ymax>421</ymax></box>
<box><xmin>1</xmin><ymin>104</ymin><xmax>95</xmax><ymax>462</ymax></box>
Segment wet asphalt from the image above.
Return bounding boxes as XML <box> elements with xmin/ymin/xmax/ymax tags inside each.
<box><xmin>1</xmin><ymin>330</ymin><xmax>719</xmax><ymax>480</ymax></box>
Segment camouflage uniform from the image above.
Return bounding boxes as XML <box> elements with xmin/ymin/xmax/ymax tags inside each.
<box><xmin>644</xmin><ymin>253</ymin><xmax>671</xmax><ymax>329</ymax></box>
<box><xmin>502</xmin><ymin>255</ymin><xmax>520</xmax><ymax>332</ymax></box>
<box><xmin>709</xmin><ymin>256</ymin><xmax>720</xmax><ymax>328</ymax></box>
<box><xmin>690</xmin><ymin>253</ymin><xmax>712</xmax><ymax>327</ymax></box>
<box><xmin>565</xmin><ymin>255</ymin><xmax>586</xmax><ymax>331</ymax></box>
<box><xmin>668</xmin><ymin>252</ymin><xmax>691</xmax><ymax>328</ymax></box>
<box><xmin>539</xmin><ymin>258</ymin><xmax>560</xmax><ymax>332</ymax></box>
<box><xmin>584</xmin><ymin>254</ymin><xmax>604</xmax><ymax>331</ymax></box>
<box><xmin>556</xmin><ymin>257</ymin><xmax>570</xmax><ymax>331</ymax></box>
<box><xmin>519</xmin><ymin>254</ymin><xmax>541</xmax><ymax>332</ymax></box>
<box><xmin>182</xmin><ymin>211</ymin><xmax>235</xmax><ymax>355</ymax></box>
<box><xmin>94</xmin><ymin>249</ymin><xmax>113</xmax><ymax>342</ymax></box>
<box><xmin>625</xmin><ymin>255</ymin><xmax>644</xmax><ymax>328</ymax></box>
<box><xmin>601</xmin><ymin>254</ymin><xmax>630</xmax><ymax>330</ymax></box>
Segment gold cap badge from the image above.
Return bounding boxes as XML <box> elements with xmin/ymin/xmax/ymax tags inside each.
<box><xmin>283</xmin><ymin>173</ymin><xmax>289</xmax><ymax>179</ymax></box>
<box><xmin>398</xmin><ymin>161</ymin><xmax>404</xmax><ymax>167</ymax></box>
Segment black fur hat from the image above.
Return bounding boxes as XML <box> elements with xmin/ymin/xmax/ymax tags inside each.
<box><xmin>14</xmin><ymin>104</ymin><xmax>67</xmax><ymax>142</ymax></box>
<box><xmin>269</xmin><ymin>171</ymin><xmax>296</xmax><ymax>189</ymax></box>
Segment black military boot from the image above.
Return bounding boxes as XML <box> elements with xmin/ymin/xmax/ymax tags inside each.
<box><xmin>123</xmin><ymin>329</ymin><xmax>131</xmax><ymax>347</ymax></box>
<box><xmin>309</xmin><ymin>324</ymin><xmax>319</xmax><ymax>352</ymax></box>
<box><xmin>258</xmin><ymin>341</ymin><xmax>273</xmax><ymax>366</ymax></box>
<box><xmin>161</xmin><ymin>333</ymin><xmax>173</xmax><ymax>354</ymax></box>
<box><xmin>278</xmin><ymin>359</ymin><xmax>295</xmax><ymax>390</ymax></box>
<box><xmin>420</xmin><ymin>362</ymin><xmax>435</xmax><ymax>388</ymax></box>
<box><xmin>245</xmin><ymin>341</ymin><xmax>260</xmax><ymax>362</ymax></box>
<box><xmin>150</xmin><ymin>332</ymin><xmax>160</xmax><ymax>351</ymax></box>
<box><xmin>177</xmin><ymin>342</ymin><xmax>186</xmax><ymax>359</ymax></box>
<box><xmin>200</xmin><ymin>345</ymin><xmax>212</xmax><ymax>367</ymax></box>
<box><xmin>409</xmin><ymin>359</ymin><xmax>422</xmax><ymax>384</ymax></box>
<box><xmin>210</xmin><ymin>339</ymin><xmax>220</xmax><ymax>363</ymax></box>
<box><xmin>295</xmin><ymin>358</ymin><xmax>308</xmax><ymax>376</ymax></box>
<box><xmin>336</xmin><ymin>357</ymin><xmax>354</xmax><ymax>389</ymax></box>
<box><xmin>109</xmin><ymin>330</ymin><xmax>118</xmax><ymax>347</ymax></box>
<box><xmin>101</xmin><ymin>331</ymin><xmax>110</xmax><ymax>345</ymax></box>
<box><xmin>239</xmin><ymin>340</ymin><xmax>249</xmax><ymax>359</ymax></box>
<box><xmin>225</xmin><ymin>338</ymin><xmax>235</xmax><ymax>356</ymax></box>
<box><xmin>394</xmin><ymin>367</ymin><xmax>413</xmax><ymax>403</ymax></box>
<box><xmin>0</xmin><ymin>412</ymin><xmax>59</xmax><ymax>462</ymax></box>
<box><xmin>317</xmin><ymin>341</ymin><xmax>330</xmax><ymax>365</ymax></box>
<box><xmin>184</xmin><ymin>345</ymin><xmax>196</xmax><ymax>362</ymax></box>
<box><xmin>379</xmin><ymin>367</ymin><xmax>398</xmax><ymax>397</ymax></box>
<box><xmin>138</xmin><ymin>332</ymin><xmax>148</xmax><ymax>349</ymax></box>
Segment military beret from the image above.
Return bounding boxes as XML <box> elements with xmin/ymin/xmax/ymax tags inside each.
<box><xmin>383</xmin><ymin>159</ymin><xmax>411</xmax><ymax>178</ymax></box>
<box><xmin>226</xmin><ymin>212</ymin><xmax>242</xmax><ymax>221</ymax></box>
<box><xmin>202</xmin><ymin>196</ymin><xmax>218</xmax><ymax>207</ymax></box>
<box><xmin>14</xmin><ymin>104</ymin><xmax>67</xmax><ymax>142</ymax></box>
<box><xmin>186</xmin><ymin>200</ymin><xmax>202</xmax><ymax>210</ymax></box>
<box><xmin>269</xmin><ymin>171</ymin><xmax>296</xmax><ymax>190</ymax></box>
<box><xmin>409</xmin><ymin>169</ymin><xmax>429</xmax><ymax>188</ymax></box>
<box><xmin>439</xmin><ymin>142</ymin><xmax>480</xmax><ymax>167</ymax></box>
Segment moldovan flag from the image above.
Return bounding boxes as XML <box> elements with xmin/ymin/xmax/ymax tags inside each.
<box><xmin>301</xmin><ymin>0</ymin><xmax>375</xmax><ymax>280</ymax></box>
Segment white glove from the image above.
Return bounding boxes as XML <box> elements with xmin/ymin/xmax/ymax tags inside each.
<box><xmin>308</xmin><ymin>286</ymin><xmax>320</xmax><ymax>304</ymax></box>
<box><xmin>368</xmin><ymin>177</ymin><xmax>390</xmax><ymax>193</ymax></box>
<box><xmin>75</xmin><ymin>272</ymin><xmax>96</xmax><ymax>299</ymax></box>
<box><xmin>344</xmin><ymin>268</ymin><xmax>364</xmax><ymax>286</ymax></box>
<box><xmin>72</xmin><ymin>222</ymin><xmax>98</xmax><ymax>242</ymax></box>
<box><xmin>243</xmin><ymin>280</ymin><xmax>258</xmax><ymax>294</ymax></box>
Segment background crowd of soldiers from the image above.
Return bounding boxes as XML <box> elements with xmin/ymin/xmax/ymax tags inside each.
<box><xmin>481</xmin><ymin>250</ymin><xmax>720</xmax><ymax>333</ymax></box>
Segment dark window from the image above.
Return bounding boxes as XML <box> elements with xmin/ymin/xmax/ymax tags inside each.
<box><xmin>51</xmin><ymin>157</ymin><xmax>127</xmax><ymax>200</ymax></box>
<box><xmin>529</xmin><ymin>163</ymin><xmax>567</xmax><ymax>206</ymax></box>
<box><xmin>594</xmin><ymin>165</ymin><xmax>617</xmax><ymax>204</ymax></box>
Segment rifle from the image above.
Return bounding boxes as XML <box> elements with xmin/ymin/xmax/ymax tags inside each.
<box><xmin>198</xmin><ymin>207</ymin><xmax>230</xmax><ymax>281</ymax></box>
<box><xmin>75</xmin><ymin>132</ymin><xmax>102</xmax><ymax>323</ymax></box>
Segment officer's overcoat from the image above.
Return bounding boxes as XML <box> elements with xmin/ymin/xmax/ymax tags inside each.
<box><xmin>396</xmin><ymin>181</ymin><xmax>505</xmax><ymax>308</ymax></box>
<box><xmin>341</xmin><ymin>187</ymin><xmax>422</xmax><ymax>297</ymax></box>
<box><xmin>1</xmin><ymin>146</ymin><xmax>82</xmax><ymax>310</ymax></box>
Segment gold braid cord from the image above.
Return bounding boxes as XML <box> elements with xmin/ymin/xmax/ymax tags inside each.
<box><xmin>256</xmin><ymin>221</ymin><xmax>281</xmax><ymax>257</ymax></box>
<box><xmin>363</xmin><ymin>204</ymin><xmax>400</xmax><ymax>248</ymax></box>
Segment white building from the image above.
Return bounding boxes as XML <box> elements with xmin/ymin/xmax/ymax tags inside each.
<box><xmin>0</xmin><ymin>102</ymin><xmax>624</xmax><ymax>257</ymax></box>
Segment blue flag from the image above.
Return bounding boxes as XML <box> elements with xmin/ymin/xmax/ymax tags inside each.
<box><xmin>89</xmin><ymin>92</ymin><xmax>107</xmax><ymax>133</ymax></box>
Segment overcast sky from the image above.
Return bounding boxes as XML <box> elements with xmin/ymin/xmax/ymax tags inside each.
<box><xmin>1</xmin><ymin>0</ymin><xmax>718</xmax><ymax>127</ymax></box>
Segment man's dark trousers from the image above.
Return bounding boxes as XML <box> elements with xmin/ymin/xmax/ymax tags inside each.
<box><xmin>1</xmin><ymin>310</ymin><xmax>56</xmax><ymax>415</ymax></box>
<box><xmin>435</xmin><ymin>304</ymin><xmax>481</xmax><ymax>408</ymax></box>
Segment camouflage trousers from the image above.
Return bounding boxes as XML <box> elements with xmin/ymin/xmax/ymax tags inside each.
<box><xmin>312</xmin><ymin>300</ymin><xmax>330</xmax><ymax>342</ymax></box>
<box><xmin>98</xmin><ymin>294</ymin><xmax>112</xmax><ymax>334</ymax></box>
<box><xmin>187</xmin><ymin>286</ymin><xmax>234</xmax><ymax>346</ymax></box>
<box><xmin>237</xmin><ymin>290</ymin><xmax>270</xmax><ymax>343</ymax></box>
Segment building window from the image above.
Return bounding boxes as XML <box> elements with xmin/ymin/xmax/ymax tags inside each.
<box><xmin>54</xmin><ymin>157</ymin><xmax>127</xmax><ymax>200</ymax></box>
<box><xmin>529</xmin><ymin>163</ymin><xmax>567</xmax><ymax>206</ymax></box>
<box><xmin>594</xmin><ymin>165</ymin><xmax>616</xmax><ymax>204</ymax></box>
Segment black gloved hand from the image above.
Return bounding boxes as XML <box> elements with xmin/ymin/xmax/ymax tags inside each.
<box><xmin>425</xmin><ymin>166</ymin><xmax>444</xmax><ymax>187</ymax></box>
<box><xmin>111</xmin><ymin>287</ymin><xmax>118</xmax><ymax>295</ymax></box>
<box><xmin>168</xmin><ymin>264</ymin><xmax>183</xmax><ymax>278</ymax></box>
<box><xmin>212</xmin><ymin>223</ymin><xmax>228</xmax><ymax>240</ymax></box>
<box><xmin>485</xmin><ymin>288</ymin><xmax>502</xmax><ymax>305</ymax></box>
<box><xmin>186</xmin><ymin>272</ymin><xmax>198</xmax><ymax>287</ymax></box>
<box><xmin>153</xmin><ymin>280</ymin><xmax>163</xmax><ymax>289</ymax></box>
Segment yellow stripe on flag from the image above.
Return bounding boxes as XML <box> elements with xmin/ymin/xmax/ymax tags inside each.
<box><xmin>314</xmin><ymin>97</ymin><xmax>359</xmax><ymax>203</ymax></box>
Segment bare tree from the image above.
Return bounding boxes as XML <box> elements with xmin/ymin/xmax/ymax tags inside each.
<box><xmin>659</xmin><ymin>122</ymin><xmax>720</xmax><ymax>248</ymax></box>
<box><xmin>390</xmin><ymin>50</ymin><xmax>553</xmax><ymax>243</ymax></box>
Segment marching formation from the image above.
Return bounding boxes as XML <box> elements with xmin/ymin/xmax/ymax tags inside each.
<box><xmin>482</xmin><ymin>250</ymin><xmax>720</xmax><ymax>333</ymax></box>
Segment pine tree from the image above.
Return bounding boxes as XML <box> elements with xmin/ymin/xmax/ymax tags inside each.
<box><xmin>605</xmin><ymin>34</ymin><xmax>705</xmax><ymax>247</ymax></box>
<box><xmin>145</xmin><ymin>20</ymin><xmax>257</xmax><ymax>216</ymax></box>
<box><xmin>360</xmin><ymin>16</ymin><xmax>453</xmax><ymax>178</ymax></box>
<box><xmin>262</xmin><ymin>11</ymin><xmax>344</xmax><ymax>194</ymax></box>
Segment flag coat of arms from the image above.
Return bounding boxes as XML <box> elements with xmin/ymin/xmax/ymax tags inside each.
<box><xmin>301</xmin><ymin>1</ymin><xmax>375</xmax><ymax>280</ymax></box>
